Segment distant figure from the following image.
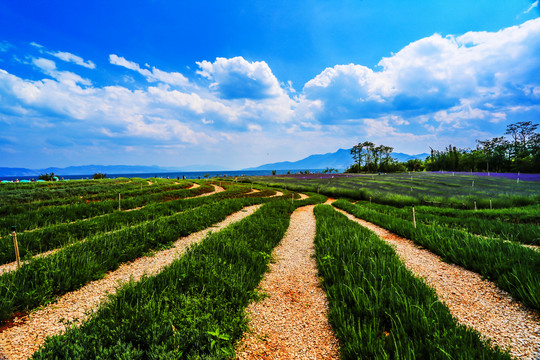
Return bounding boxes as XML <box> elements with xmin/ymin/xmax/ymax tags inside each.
<box><xmin>167</xmin><ymin>176</ymin><xmax>169</xmax><ymax>179</ymax></box>
<box><xmin>182</xmin><ymin>175</ymin><xmax>186</xmax><ymax>180</ymax></box>
<box><xmin>15</xmin><ymin>179</ymin><xmax>19</xmax><ymax>183</ymax></box>
<box><xmin>198</xmin><ymin>176</ymin><xmax>200</xmax><ymax>179</ymax></box>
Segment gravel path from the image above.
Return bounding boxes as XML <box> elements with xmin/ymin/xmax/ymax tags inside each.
<box><xmin>235</xmin><ymin>205</ymin><xmax>340</xmax><ymax>360</ymax></box>
<box><xmin>334</xmin><ymin>207</ymin><xmax>540</xmax><ymax>360</ymax></box>
<box><xmin>0</xmin><ymin>204</ymin><xmax>262</xmax><ymax>360</ymax></box>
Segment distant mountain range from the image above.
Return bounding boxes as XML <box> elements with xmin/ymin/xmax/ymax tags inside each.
<box><xmin>0</xmin><ymin>148</ymin><xmax>429</xmax><ymax>177</ymax></box>
<box><xmin>244</xmin><ymin>148</ymin><xmax>429</xmax><ymax>171</ymax></box>
<box><xmin>0</xmin><ymin>164</ymin><xmax>227</xmax><ymax>177</ymax></box>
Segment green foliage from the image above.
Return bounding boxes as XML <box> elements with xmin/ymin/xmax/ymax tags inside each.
<box><xmin>0</xmin><ymin>197</ymin><xmax>270</xmax><ymax>323</ymax></box>
<box><xmin>334</xmin><ymin>200</ymin><xmax>540</xmax><ymax>311</ymax></box>
<box><xmin>38</xmin><ymin>172</ymin><xmax>56</xmax><ymax>181</ymax></box>
<box><xmin>92</xmin><ymin>172</ymin><xmax>107</xmax><ymax>179</ymax></box>
<box><xmin>32</xmin><ymin>201</ymin><xmax>295</xmax><ymax>359</ymax></box>
<box><xmin>313</xmin><ymin>205</ymin><xmax>511</xmax><ymax>359</ymax></box>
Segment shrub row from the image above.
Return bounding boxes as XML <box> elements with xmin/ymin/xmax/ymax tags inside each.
<box><xmin>0</xmin><ymin>185</ymin><xmax>265</xmax><ymax>265</ymax></box>
<box><xmin>0</xmin><ymin>184</ymin><xmax>214</xmax><ymax>235</ymax></box>
<box><xmin>313</xmin><ymin>205</ymin><xmax>510</xmax><ymax>359</ymax></box>
<box><xmin>353</xmin><ymin>201</ymin><xmax>539</xmax><ymax>245</ymax></box>
<box><xmin>334</xmin><ymin>200</ymin><xmax>540</xmax><ymax>311</ymax></box>
<box><xmin>32</xmin><ymin>200</ymin><xmax>296</xmax><ymax>359</ymax></box>
<box><xmin>0</xmin><ymin>196</ymin><xmax>269</xmax><ymax>323</ymax></box>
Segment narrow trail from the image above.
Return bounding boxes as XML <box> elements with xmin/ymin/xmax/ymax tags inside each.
<box><xmin>334</xmin><ymin>207</ymin><xmax>540</xmax><ymax>360</ymax></box>
<box><xmin>235</xmin><ymin>205</ymin><xmax>339</xmax><ymax>360</ymax></box>
<box><xmin>0</xmin><ymin>183</ymin><xmax>222</xmax><ymax>276</ymax></box>
<box><xmin>0</xmin><ymin>204</ymin><xmax>262</xmax><ymax>360</ymax></box>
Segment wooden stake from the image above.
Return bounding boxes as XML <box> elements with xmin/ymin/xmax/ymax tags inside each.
<box><xmin>412</xmin><ymin>206</ymin><xmax>416</xmax><ymax>228</ymax></box>
<box><xmin>118</xmin><ymin>193</ymin><xmax>121</xmax><ymax>211</ymax></box>
<box><xmin>12</xmin><ymin>229</ymin><xmax>21</xmax><ymax>269</ymax></box>
<box><xmin>474</xmin><ymin>201</ymin><xmax>477</xmax><ymax>211</ymax></box>
<box><xmin>369</xmin><ymin>196</ymin><xmax>372</xmax><ymax>204</ymax></box>
<box><xmin>490</xmin><ymin>199</ymin><xmax>492</xmax><ymax>210</ymax></box>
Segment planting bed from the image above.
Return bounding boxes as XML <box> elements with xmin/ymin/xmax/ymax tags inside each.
<box><xmin>0</xmin><ymin>176</ymin><xmax>538</xmax><ymax>359</ymax></box>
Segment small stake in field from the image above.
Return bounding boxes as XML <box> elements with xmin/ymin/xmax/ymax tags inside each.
<box><xmin>412</xmin><ymin>206</ymin><xmax>416</xmax><ymax>228</ymax></box>
<box><xmin>369</xmin><ymin>196</ymin><xmax>372</xmax><ymax>204</ymax></box>
<box><xmin>11</xmin><ymin>226</ymin><xmax>21</xmax><ymax>269</ymax></box>
<box><xmin>118</xmin><ymin>193</ymin><xmax>121</xmax><ymax>211</ymax></box>
<box><xmin>140</xmin><ymin>183</ymin><xmax>142</xmax><ymax>192</ymax></box>
<box><xmin>490</xmin><ymin>199</ymin><xmax>492</xmax><ymax>209</ymax></box>
<box><xmin>291</xmin><ymin>193</ymin><xmax>294</xmax><ymax>204</ymax></box>
<box><xmin>472</xmin><ymin>180</ymin><xmax>474</xmax><ymax>187</ymax></box>
<box><xmin>474</xmin><ymin>200</ymin><xmax>477</xmax><ymax>211</ymax></box>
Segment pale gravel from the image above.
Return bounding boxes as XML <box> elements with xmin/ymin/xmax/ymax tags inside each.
<box><xmin>0</xmin><ymin>183</ymin><xmax>221</xmax><ymax>276</ymax></box>
<box><xmin>334</xmin><ymin>207</ymin><xmax>540</xmax><ymax>360</ymax></box>
<box><xmin>0</xmin><ymin>204</ymin><xmax>261</xmax><ymax>360</ymax></box>
<box><xmin>235</xmin><ymin>205</ymin><xmax>340</xmax><ymax>360</ymax></box>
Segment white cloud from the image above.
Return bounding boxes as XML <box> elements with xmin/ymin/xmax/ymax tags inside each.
<box><xmin>50</xmin><ymin>51</ymin><xmax>96</xmax><ymax>69</ymax></box>
<box><xmin>109</xmin><ymin>54</ymin><xmax>189</xmax><ymax>87</ymax></box>
<box><xmin>196</xmin><ymin>56</ymin><xmax>284</xmax><ymax>100</ymax></box>
<box><xmin>301</xmin><ymin>18</ymin><xmax>540</xmax><ymax>129</ymax></box>
<box><xmin>523</xmin><ymin>1</ymin><xmax>538</xmax><ymax>15</ymax></box>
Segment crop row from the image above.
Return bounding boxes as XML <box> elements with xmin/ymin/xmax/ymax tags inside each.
<box><xmin>0</xmin><ymin>195</ymin><xmax>280</xmax><ymax>324</ymax></box>
<box><xmin>247</xmin><ymin>173</ymin><xmax>539</xmax><ymax>208</ymax></box>
<box><xmin>0</xmin><ymin>185</ymin><xmax>277</xmax><ymax>265</ymax></box>
<box><xmin>352</xmin><ymin>201</ymin><xmax>539</xmax><ymax>245</ymax></box>
<box><xmin>313</xmin><ymin>205</ymin><xmax>510</xmax><ymax>359</ymax></box>
<box><xmin>333</xmin><ymin>200</ymin><xmax>540</xmax><ymax>311</ymax></box>
<box><xmin>0</xmin><ymin>178</ymin><xmax>150</xmax><ymax>204</ymax></box>
<box><xmin>0</xmin><ymin>180</ymin><xmax>192</xmax><ymax>216</ymax></box>
<box><xmin>31</xmin><ymin>200</ymin><xmax>301</xmax><ymax>358</ymax></box>
<box><xmin>0</xmin><ymin>184</ymin><xmax>214</xmax><ymax>235</ymax></box>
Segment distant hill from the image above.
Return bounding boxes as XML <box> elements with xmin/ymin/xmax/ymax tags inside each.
<box><xmin>244</xmin><ymin>148</ymin><xmax>429</xmax><ymax>171</ymax></box>
<box><xmin>0</xmin><ymin>164</ymin><xmax>228</xmax><ymax>177</ymax></box>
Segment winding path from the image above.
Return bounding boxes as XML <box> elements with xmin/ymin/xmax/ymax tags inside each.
<box><xmin>235</xmin><ymin>205</ymin><xmax>339</xmax><ymax>360</ymax></box>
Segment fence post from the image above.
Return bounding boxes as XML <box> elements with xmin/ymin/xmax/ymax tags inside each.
<box><xmin>412</xmin><ymin>206</ymin><xmax>416</xmax><ymax>228</ymax></box>
<box><xmin>490</xmin><ymin>199</ymin><xmax>492</xmax><ymax>210</ymax></box>
<box><xmin>12</xmin><ymin>226</ymin><xmax>20</xmax><ymax>269</ymax></box>
<box><xmin>474</xmin><ymin>200</ymin><xmax>477</xmax><ymax>211</ymax></box>
<box><xmin>369</xmin><ymin>196</ymin><xmax>372</xmax><ymax>204</ymax></box>
<box><xmin>118</xmin><ymin>193</ymin><xmax>121</xmax><ymax>211</ymax></box>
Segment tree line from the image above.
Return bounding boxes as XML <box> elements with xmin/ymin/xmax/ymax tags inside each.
<box><xmin>426</xmin><ymin>121</ymin><xmax>539</xmax><ymax>173</ymax></box>
<box><xmin>347</xmin><ymin>121</ymin><xmax>539</xmax><ymax>173</ymax></box>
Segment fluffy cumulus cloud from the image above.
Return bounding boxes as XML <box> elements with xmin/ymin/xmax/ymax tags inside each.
<box><xmin>303</xmin><ymin>18</ymin><xmax>540</xmax><ymax>133</ymax></box>
<box><xmin>1</xmin><ymin>18</ymin><xmax>540</xmax><ymax>168</ymax></box>
<box><xmin>196</xmin><ymin>56</ymin><xmax>284</xmax><ymax>100</ymax></box>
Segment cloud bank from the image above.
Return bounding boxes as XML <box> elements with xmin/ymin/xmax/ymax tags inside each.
<box><xmin>1</xmin><ymin>18</ymin><xmax>539</xmax><ymax>168</ymax></box>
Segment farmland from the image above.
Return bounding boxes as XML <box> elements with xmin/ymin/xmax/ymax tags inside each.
<box><xmin>0</xmin><ymin>174</ymin><xmax>539</xmax><ymax>359</ymax></box>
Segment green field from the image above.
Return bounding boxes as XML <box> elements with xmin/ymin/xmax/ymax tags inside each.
<box><xmin>0</xmin><ymin>175</ymin><xmax>537</xmax><ymax>359</ymax></box>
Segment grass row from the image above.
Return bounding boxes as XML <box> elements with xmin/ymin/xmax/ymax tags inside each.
<box><xmin>313</xmin><ymin>205</ymin><xmax>510</xmax><ymax>359</ymax></box>
<box><xmin>32</xmin><ymin>200</ymin><xmax>298</xmax><ymax>358</ymax></box>
<box><xmin>0</xmin><ymin>196</ymin><xmax>272</xmax><ymax>324</ymax></box>
<box><xmin>333</xmin><ymin>200</ymin><xmax>540</xmax><ymax>311</ymax></box>
<box><xmin>0</xmin><ymin>184</ymin><xmax>214</xmax><ymax>235</ymax></box>
<box><xmin>0</xmin><ymin>178</ymin><xmax>152</xmax><ymax>205</ymax></box>
<box><xmin>352</xmin><ymin>201</ymin><xmax>539</xmax><ymax>245</ymax></box>
<box><xmin>0</xmin><ymin>180</ymin><xmax>192</xmax><ymax>216</ymax></box>
<box><xmin>0</xmin><ymin>185</ymin><xmax>275</xmax><ymax>265</ymax></box>
<box><xmin>247</xmin><ymin>173</ymin><xmax>539</xmax><ymax>208</ymax></box>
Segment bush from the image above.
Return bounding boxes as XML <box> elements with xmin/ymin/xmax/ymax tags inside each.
<box><xmin>92</xmin><ymin>173</ymin><xmax>107</xmax><ymax>179</ymax></box>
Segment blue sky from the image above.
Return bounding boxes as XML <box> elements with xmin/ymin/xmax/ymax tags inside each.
<box><xmin>0</xmin><ymin>1</ymin><xmax>539</xmax><ymax>169</ymax></box>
